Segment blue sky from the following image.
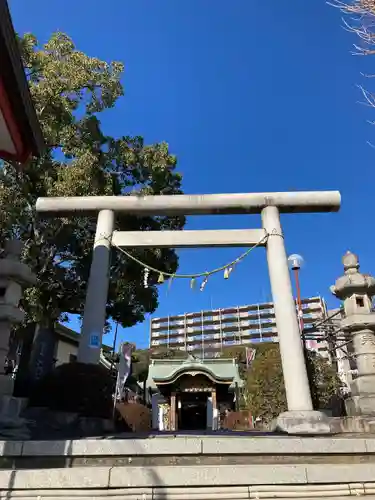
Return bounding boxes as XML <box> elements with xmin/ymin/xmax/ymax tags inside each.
<box><xmin>9</xmin><ymin>0</ymin><xmax>375</xmax><ymax>349</ymax></box>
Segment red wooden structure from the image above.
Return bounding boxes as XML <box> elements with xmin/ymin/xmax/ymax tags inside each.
<box><xmin>0</xmin><ymin>0</ymin><xmax>44</xmax><ymax>163</ymax></box>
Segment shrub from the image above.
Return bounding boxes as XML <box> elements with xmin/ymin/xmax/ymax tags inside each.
<box><xmin>28</xmin><ymin>362</ymin><xmax>115</xmax><ymax>418</ymax></box>
<box><xmin>245</xmin><ymin>344</ymin><xmax>287</xmax><ymax>423</ymax></box>
<box><xmin>244</xmin><ymin>343</ymin><xmax>342</xmax><ymax>423</ymax></box>
<box><xmin>223</xmin><ymin>410</ymin><xmax>252</xmax><ymax>431</ymax></box>
<box><xmin>116</xmin><ymin>402</ymin><xmax>151</xmax><ymax>432</ymax></box>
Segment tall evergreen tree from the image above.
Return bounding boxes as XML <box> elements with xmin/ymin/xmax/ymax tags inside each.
<box><xmin>0</xmin><ymin>32</ymin><xmax>185</xmax><ymax>333</ymax></box>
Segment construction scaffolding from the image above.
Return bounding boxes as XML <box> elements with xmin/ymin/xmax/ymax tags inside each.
<box><xmin>149</xmin><ymin>296</ymin><xmax>328</xmax><ymax>358</ymax></box>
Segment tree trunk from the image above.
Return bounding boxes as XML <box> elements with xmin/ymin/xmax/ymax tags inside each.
<box><xmin>13</xmin><ymin>323</ymin><xmax>36</xmax><ymax>397</ymax></box>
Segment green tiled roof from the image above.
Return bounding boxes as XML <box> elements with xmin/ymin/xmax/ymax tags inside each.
<box><xmin>147</xmin><ymin>356</ymin><xmax>243</xmax><ymax>390</ymax></box>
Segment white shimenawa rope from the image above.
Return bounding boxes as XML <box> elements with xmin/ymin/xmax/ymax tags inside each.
<box><xmin>108</xmin><ymin>232</ymin><xmax>269</xmax><ymax>286</ymax></box>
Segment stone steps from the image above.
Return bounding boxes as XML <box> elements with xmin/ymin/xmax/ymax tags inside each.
<box><xmin>1</xmin><ymin>466</ymin><xmax>375</xmax><ymax>499</ymax></box>
<box><xmin>0</xmin><ymin>435</ymin><xmax>374</xmax><ymax>468</ymax></box>
<box><xmin>2</xmin><ymin>434</ymin><xmax>374</xmax><ymax>458</ymax></box>
<box><xmin>1</xmin><ymin>436</ymin><xmax>375</xmax><ymax>497</ymax></box>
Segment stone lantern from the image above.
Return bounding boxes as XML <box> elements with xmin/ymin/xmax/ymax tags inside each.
<box><xmin>330</xmin><ymin>251</ymin><xmax>375</xmax><ymax>416</ymax></box>
<box><xmin>0</xmin><ymin>240</ymin><xmax>36</xmax><ymax>397</ymax></box>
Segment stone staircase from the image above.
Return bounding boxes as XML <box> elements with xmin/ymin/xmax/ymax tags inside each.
<box><xmin>2</xmin><ymin>434</ymin><xmax>375</xmax><ymax>498</ymax></box>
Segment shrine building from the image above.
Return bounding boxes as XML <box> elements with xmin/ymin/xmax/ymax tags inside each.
<box><xmin>0</xmin><ymin>0</ymin><xmax>44</xmax><ymax>163</ymax></box>
<box><xmin>147</xmin><ymin>356</ymin><xmax>243</xmax><ymax>431</ymax></box>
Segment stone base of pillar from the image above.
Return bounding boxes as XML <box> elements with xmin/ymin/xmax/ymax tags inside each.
<box><xmin>271</xmin><ymin>410</ymin><xmax>332</xmax><ymax>435</ymax></box>
<box><xmin>352</xmin><ymin>375</ymin><xmax>375</xmax><ymax>395</ymax></box>
<box><xmin>0</xmin><ymin>395</ymin><xmax>30</xmax><ymax>439</ymax></box>
<box><xmin>345</xmin><ymin>395</ymin><xmax>375</xmax><ymax>416</ymax></box>
<box><xmin>0</xmin><ymin>395</ymin><xmax>27</xmax><ymax>418</ymax></box>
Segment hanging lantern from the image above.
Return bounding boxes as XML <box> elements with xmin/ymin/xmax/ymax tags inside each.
<box><xmin>157</xmin><ymin>272</ymin><xmax>165</xmax><ymax>284</ymax></box>
<box><xmin>190</xmin><ymin>277</ymin><xmax>196</xmax><ymax>289</ymax></box>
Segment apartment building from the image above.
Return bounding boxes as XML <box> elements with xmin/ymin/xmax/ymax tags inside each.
<box><xmin>149</xmin><ymin>296</ymin><xmax>329</xmax><ymax>357</ymax></box>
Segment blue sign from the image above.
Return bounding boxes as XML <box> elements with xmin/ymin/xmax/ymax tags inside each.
<box><xmin>89</xmin><ymin>334</ymin><xmax>100</xmax><ymax>349</ymax></box>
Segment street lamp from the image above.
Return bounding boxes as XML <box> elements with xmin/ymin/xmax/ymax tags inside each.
<box><xmin>288</xmin><ymin>254</ymin><xmax>305</xmax><ymax>335</ymax></box>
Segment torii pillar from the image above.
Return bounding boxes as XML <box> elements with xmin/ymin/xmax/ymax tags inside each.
<box><xmin>35</xmin><ymin>190</ymin><xmax>341</xmax><ymax>434</ymax></box>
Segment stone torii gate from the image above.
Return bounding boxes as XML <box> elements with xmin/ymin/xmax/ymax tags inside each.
<box><xmin>35</xmin><ymin>190</ymin><xmax>341</xmax><ymax>433</ymax></box>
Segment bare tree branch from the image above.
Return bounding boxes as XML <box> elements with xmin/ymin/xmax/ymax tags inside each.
<box><xmin>329</xmin><ymin>1</ymin><xmax>375</xmax><ymax>54</ymax></box>
<box><xmin>329</xmin><ymin>0</ymin><xmax>375</xmax><ymax>148</ymax></box>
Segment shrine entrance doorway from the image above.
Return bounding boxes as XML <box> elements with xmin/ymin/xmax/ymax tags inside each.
<box><xmin>174</xmin><ymin>373</ymin><xmax>215</xmax><ymax>431</ymax></box>
<box><xmin>178</xmin><ymin>392</ymin><xmax>207</xmax><ymax>431</ymax></box>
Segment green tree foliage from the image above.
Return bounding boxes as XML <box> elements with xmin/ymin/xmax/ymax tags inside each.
<box><xmin>151</xmin><ymin>347</ymin><xmax>189</xmax><ymax>360</ymax></box>
<box><xmin>306</xmin><ymin>350</ymin><xmax>342</xmax><ymax>410</ymax></box>
<box><xmin>0</xmin><ymin>32</ymin><xmax>185</xmax><ymax>329</ymax></box>
<box><xmin>130</xmin><ymin>346</ymin><xmax>189</xmax><ymax>383</ymax></box>
<box><xmin>103</xmin><ymin>347</ymin><xmax>150</xmax><ymax>383</ymax></box>
<box><xmin>242</xmin><ymin>344</ymin><xmax>286</xmax><ymax>420</ymax></box>
<box><xmin>131</xmin><ymin>349</ymin><xmax>150</xmax><ymax>382</ymax></box>
<box><xmin>219</xmin><ymin>345</ymin><xmax>256</xmax><ymax>378</ymax></box>
<box><xmin>243</xmin><ymin>343</ymin><xmax>342</xmax><ymax>422</ymax></box>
